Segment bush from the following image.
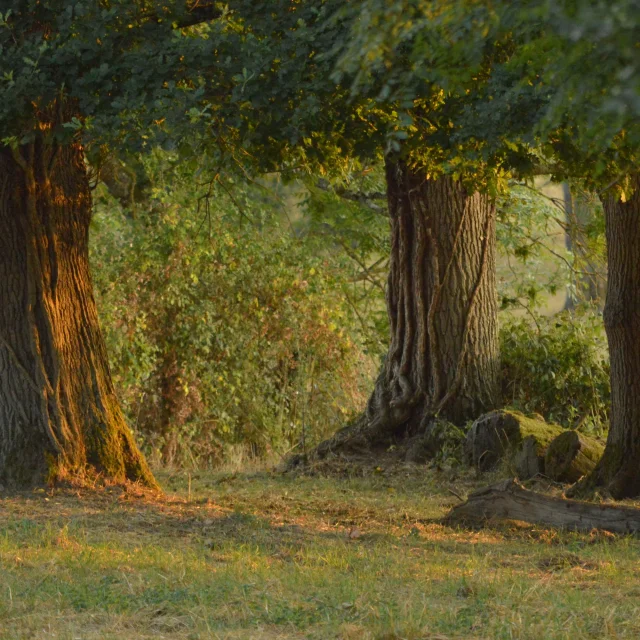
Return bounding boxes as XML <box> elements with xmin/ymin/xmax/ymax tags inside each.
<box><xmin>91</xmin><ymin>157</ymin><xmax>378</xmax><ymax>467</ymax></box>
<box><xmin>500</xmin><ymin>310</ymin><xmax>610</xmax><ymax>435</ymax></box>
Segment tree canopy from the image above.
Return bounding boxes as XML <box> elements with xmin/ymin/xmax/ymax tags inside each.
<box><xmin>333</xmin><ymin>0</ymin><xmax>640</xmax><ymax>187</ymax></box>
<box><xmin>0</xmin><ymin>1</ymin><xmax>226</xmax><ymax>154</ymax></box>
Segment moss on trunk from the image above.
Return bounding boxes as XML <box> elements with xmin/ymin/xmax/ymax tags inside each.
<box><xmin>0</xmin><ymin>123</ymin><xmax>157</xmax><ymax>490</ymax></box>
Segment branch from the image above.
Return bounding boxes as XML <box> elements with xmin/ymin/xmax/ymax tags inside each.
<box><xmin>315</xmin><ymin>179</ymin><xmax>388</xmax><ymax>214</ymax></box>
<box><xmin>180</xmin><ymin>2</ymin><xmax>224</xmax><ymax>27</ymax></box>
<box><xmin>142</xmin><ymin>2</ymin><xmax>224</xmax><ymax>28</ymax></box>
<box><xmin>331</xmin><ymin>236</ymin><xmax>387</xmax><ymax>295</ymax></box>
<box><xmin>447</xmin><ymin>479</ymin><xmax>640</xmax><ymax>535</ymax></box>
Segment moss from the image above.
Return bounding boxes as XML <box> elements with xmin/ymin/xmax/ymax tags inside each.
<box><xmin>545</xmin><ymin>431</ymin><xmax>604</xmax><ymax>483</ymax></box>
<box><xmin>504</xmin><ymin>410</ymin><xmax>564</xmax><ymax>451</ymax></box>
<box><xmin>465</xmin><ymin>409</ymin><xmax>564</xmax><ymax>475</ymax></box>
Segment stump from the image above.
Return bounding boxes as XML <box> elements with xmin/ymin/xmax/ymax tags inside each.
<box><xmin>544</xmin><ymin>431</ymin><xmax>605</xmax><ymax>483</ymax></box>
<box><xmin>464</xmin><ymin>410</ymin><xmax>564</xmax><ymax>478</ymax></box>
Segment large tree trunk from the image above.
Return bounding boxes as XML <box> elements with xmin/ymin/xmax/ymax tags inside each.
<box><xmin>311</xmin><ymin>159</ymin><xmax>499</xmax><ymax>459</ymax></box>
<box><xmin>582</xmin><ymin>176</ymin><xmax>640</xmax><ymax>498</ymax></box>
<box><xmin>0</xmin><ymin>136</ymin><xmax>157</xmax><ymax>489</ymax></box>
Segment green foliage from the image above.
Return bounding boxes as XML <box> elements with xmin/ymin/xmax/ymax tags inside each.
<box><xmin>496</xmin><ymin>184</ymin><xmax>570</xmax><ymax>312</ymax></box>
<box><xmin>91</xmin><ymin>154</ymin><xmax>377</xmax><ymax>466</ymax></box>
<box><xmin>500</xmin><ymin>311</ymin><xmax>610</xmax><ymax>434</ymax></box>
<box><xmin>303</xmin><ymin>166</ymin><xmax>391</xmax><ymax>355</ymax></box>
<box><xmin>529</xmin><ymin>0</ymin><xmax>640</xmax><ymax>153</ymax></box>
<box><xmin>0</xmin><ymin>1</ymin><xmax>226</xmax><ymax>151</ymax></box>
<box><xmin>0</xmin><ymin>0</ymin><xmax>383</xmax><ymax>177</ymax></box>
<box><xmin>334</xmin><ymin>0</ymin><xmax>640</xmax><ymax>188</ymax></box>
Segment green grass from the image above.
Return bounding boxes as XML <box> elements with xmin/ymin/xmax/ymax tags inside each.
<box><xmin>1</xmin><ymin>465</ymin><xmax>640</xmax><ymax>639</ymax></box>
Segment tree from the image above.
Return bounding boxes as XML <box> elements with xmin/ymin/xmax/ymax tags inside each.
<box><xmin>597</xmin><ymin>177</ymin><xmax>640</xmax><ymax>497</ymax></box>
<box><xmin>217</xmin><ymin>1</ymin><xmax>504</xmax><ymax>461</ymax></box>
<box><xmin>563</xmin><ymin>184</ymin><xmax>606</xmax><ymax>310</ymax></box>
<box><xmin>355</xmin><ymin>0</ymin><xmax>640</xmax><ymax>494</ymax></box>
<box><xmin>0</xmin><ymin>1</ymin><xmax>224</xmax><ymax>487</ymax></box>
<box><xmin>491</xmin><ymin>0</ymin><xmax>640</xmax><ymax>497</ymax></box>
<box><xmin>313</xmin><ymin>161</ymin><xmax>499</xmax><ymax>457</ymax></box>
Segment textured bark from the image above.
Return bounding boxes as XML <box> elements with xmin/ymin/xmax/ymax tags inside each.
<box><xmin>582</xmin><ymin>176</ymin><xmax>640</xmax><ymax>498</ymax></box>
<box><xmin>447</xmin><ymin>478</ymin><xmax>640</xmax><ymax>534</ymax></box>
<box><xmin>0</xmin><ymin>133</ymin><xmax>157</xmax><ymax>489</ymax></box>
<box><xmin>312</xmin><ymin>159</ymin><xmax>499</xmax><ymax>459</ymax></box>
<box><xmin>544</xmin><ymin>431</ymin><xmax>604</xmax><ymax>483</ymax></box>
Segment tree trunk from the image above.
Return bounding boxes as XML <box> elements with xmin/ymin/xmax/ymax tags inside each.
<box><xmin>311</xmin><ymin>159</ymin><xmax>499</xmax><ymax>459</ymax></box>
<box><xmin>582</xmin><ymin>176</ymin><xmax>640</xmax><ymax>498</ymax></box>
<box><xmin>0</xmin><ymin>137</ymin><xmax>157</xmax><ymax>489</ymax></box>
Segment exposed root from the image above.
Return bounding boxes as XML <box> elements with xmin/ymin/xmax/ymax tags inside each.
<box><xmin>569</xmin><ymin>453</ymin><xmax>640</xmax><ymax>501</ymax></box>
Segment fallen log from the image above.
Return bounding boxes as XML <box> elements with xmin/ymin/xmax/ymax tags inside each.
<box><xmin>544</xmin><ymin>431</ymin><xmax>605</xmax><ymax>483</ymax></box>
<box><xmin>464</xmin><ymin>410</ymin><xmax>563</xmax><ymax>478</ymax></box>
<box><xmin>446</xmin><ymin>479</ymin><xmax>640</xmax><ymax>534</ymax></box>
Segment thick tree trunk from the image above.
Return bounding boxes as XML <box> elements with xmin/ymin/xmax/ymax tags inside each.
<box><xmin>0</xmin><ymin>137</ymin><xmax>157</xmax><ymax>489</ymax></box>
<box><xmin>582</xmin><ymin>176</ymin><xmax>640</xmax><ymax>498</ymax></box>
<box><xmin>312</xmin><ymin>159</ymin><xmax>499</xmax><ymax>459</ymax></box>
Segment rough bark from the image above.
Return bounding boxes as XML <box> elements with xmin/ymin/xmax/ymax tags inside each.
<box><xmin>0</xmin><ymin>132</ymin><xmax>157</xmax><ymax>489</ymax></box>
<box><xmin>447</xmin><ymin>478</ymin><xmax>640</xmax><ymax>534</ymax></box>
<box><xmin>581</xmin><ymin>176</ymin><xmax>640</xmax><ymax>498</ymax></box>
<box><xmin>464</xmin><ymin>410</ymin><xmax>563</xmax><ymax>478</ymax></box>
<box><xmin>544</xmin><ymin>431</ymin><xmax>604</xmax><ymax>483</ymax></box>
<box><xmin>310</xmin><ymin>159</ymin><xmax>499</xmax><ymax>460</ymax></box>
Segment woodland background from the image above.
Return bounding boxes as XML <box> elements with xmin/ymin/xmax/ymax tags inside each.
<box><xmin>92</xmin><ymin>152</ymin><xmax>609</xmax><ymax>470</ymax></box>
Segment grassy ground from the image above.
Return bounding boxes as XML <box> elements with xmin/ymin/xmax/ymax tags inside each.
<box><xmin>1</xmin><ymin>464</ymin><xmax>639</xmax><ymax>640</ymax></box>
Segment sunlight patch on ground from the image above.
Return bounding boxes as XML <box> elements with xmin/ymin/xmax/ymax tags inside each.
<box><xmin>1</xmin><ymin>466</ymin><xmax>639</xmax><ymax>639</ymax></box>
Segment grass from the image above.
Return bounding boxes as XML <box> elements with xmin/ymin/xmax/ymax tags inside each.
<box><xmin>1</xmin><ymin>464</ymin><xmax>640</xmax><ymax>639</ymax></box>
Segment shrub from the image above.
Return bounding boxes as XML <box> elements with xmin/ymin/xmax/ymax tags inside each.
<box><xmin>500</xmin><ymin>310</ymin><xmax>610</xmax><ymax>435</ymax></box>
<box><xmin>91</xmin><ymin>157</ymin><xmax>378</xmax><ymax>467</ymax></box>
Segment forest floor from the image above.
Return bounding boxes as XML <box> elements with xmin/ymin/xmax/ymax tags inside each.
<box><xmin>1</xmin><ymin>462</ymin><xmax>639</xmax><ymax>640</ymax></box>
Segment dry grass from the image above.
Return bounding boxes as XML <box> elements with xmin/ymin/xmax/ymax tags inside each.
<box><xmin>1</xmin><ymin>463</ymin><xmax>640</xmax><ymax>639</ymax></box>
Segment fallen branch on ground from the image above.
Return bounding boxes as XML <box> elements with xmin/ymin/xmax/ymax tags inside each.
<box><xmin>446</xmin><ymin>479</ymin><xmax>640</xmax><ymax>534</ymax></box>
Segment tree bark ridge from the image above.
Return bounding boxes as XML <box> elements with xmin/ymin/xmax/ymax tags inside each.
<box><xmin>0</xmin><ymin>123</ymin><xmax>156</xmax><ymax>489</ymax></box>
<box><xmin>310</xmin><ymin>159</ymin><xmax>499</xmax><ymax>461</ymax></box>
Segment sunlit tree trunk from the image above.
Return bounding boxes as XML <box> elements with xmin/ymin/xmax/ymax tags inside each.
<box><xmin>312</xmin><ymin>158</ymin><xmax>499</xmax><ymax>458</ymax></box>
<box><xmin>0</xmin><ymin>133</ymin><xmax>156</xmax><ymax>489</ymax></box>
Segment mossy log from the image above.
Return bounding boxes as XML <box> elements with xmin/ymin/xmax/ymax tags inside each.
<box><xmin>544</xmin><ymin>431</ymin><xmax>605</xmax><ymax>483</ymax></box>
<box><xmin>464</xmin><ymin>410</ymin><xmax>564</xmax><ymax>479</ymax></box>
<box><xmin>447</xmin><ymin>478</ymin><xmax>640</xmax><ymax>534</ymax></box>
